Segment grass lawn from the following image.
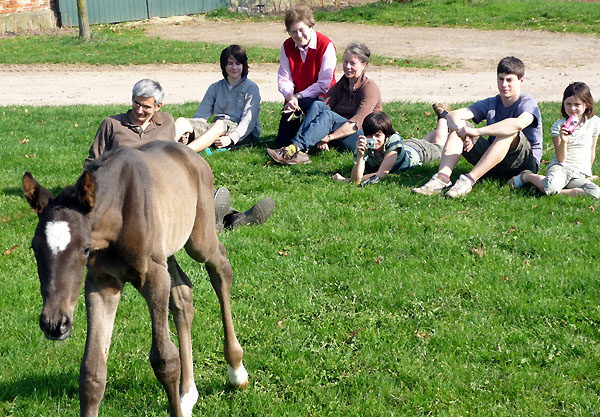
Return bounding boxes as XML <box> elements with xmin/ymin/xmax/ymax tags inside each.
<box><xmin>1</xmin><ymin>101</ymin><xmax>599</xmax><ymax>416</ymax></box>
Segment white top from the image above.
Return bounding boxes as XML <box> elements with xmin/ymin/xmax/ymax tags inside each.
<box><xmin>550</xmin><ymin>115</ymin><xmax>600</xmax><ymax>176</ymax></box>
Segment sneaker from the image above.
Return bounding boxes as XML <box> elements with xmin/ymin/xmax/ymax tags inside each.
<box><xmin>266</xmin><ymin>144</ymin><xmax>312</xmax><ymax>165</ymax></box>
<box><xmin>411</xmin><ymin>174</ymin><xmax>452</xmax><ymax>195</ymax></box>
<box><xmin>214</xmin><ymin>187</ymin><xmax>231</xmax><ymax>232</ymax></box>
<box><xmin>445</xmin><ymin>174</ymin><xmax>473</xmax><ymax>198</ymax></box>
<box><xmin>507</xmin><ymin>170</ymin><xmax>533</xmax><ymax>189</ymax></box>
<box><xmin>432</xmin><ymin>103</ymin><xmax>451</xmax><ymax>118</ymax></box>
<box><xmin>226</xmin><ymin>197</ymin><xmax>275</xmax><ymax>229</ymax></box>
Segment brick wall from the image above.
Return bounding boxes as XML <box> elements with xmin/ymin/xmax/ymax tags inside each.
<box><xmin>0</xmin><ymin>0</ymin><xmax>50</xmax><ymax>14</ymax></box>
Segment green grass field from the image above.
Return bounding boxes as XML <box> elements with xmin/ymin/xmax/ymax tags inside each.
<box><xmin>1</xmin><ymin>0</ymin><xmax>600</xmax><ymax>414</ymax></box>
<box><xmin>1</xmin><ymin>101</ymin><xmax>599</xmax><ymax>416</ymax></box>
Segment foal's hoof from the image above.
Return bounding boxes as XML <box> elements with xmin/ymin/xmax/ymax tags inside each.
<box><xmin>228</xmin><ymin>364</ymin><xmax>249</xmax><ymax>389</ymax></box>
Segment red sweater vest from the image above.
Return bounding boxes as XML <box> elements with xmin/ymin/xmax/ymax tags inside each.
<box><xmin>283</xmin><ymin>31</ymin><xmax>336</xmax><ymax>94</ymax></box>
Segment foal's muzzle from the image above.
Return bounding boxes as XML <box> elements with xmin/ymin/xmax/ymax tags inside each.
<box><xmin>39</xmin><ymin>313</ymin><xmax>72</xmax><ymax>340</ymax></box>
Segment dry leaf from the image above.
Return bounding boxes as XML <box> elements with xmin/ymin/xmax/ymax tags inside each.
<box><xmin>503</xmin><ymin>275</ymin><xmax>509</xmax><ymax>282</ymax></box>
<box><xmin>415</xmin><ymin>331</ymin><xmax>431</xmax><ymax>340</ymax></box>
<box><xmin>24</xmin><ymin>108</ymin><xmax>29</xmax><ymax>113</ymax></box>
<box><xmin>277</xmin><ymin>319</ymin><xmax>284</xmax><ymax>328</ymax></box>
<box><xmin>374</xmin><ymin>255</ymin><xmax>383</xmax><ymax>265</ymax></box>
<box><xmin>344</xmin><ymin>329</ymin><xmax>361</xmax><ymax>344</ymax></box>
<box><xmin>573</xmin><ymin>219</ymin><xmax>582</xmax><ymax>224</ymax></box>
<box><xmin>20</xmin><ymin>138</ymin><xmax>29</xmax><ymax>143</ymax></box>
<box><xmin>24</xmin><ymin>154</ymin><xmax>35</xmax><ymax>158</ymax></box>
<box><xmin>589</xmin><ymin>206</ymin><xmax>595</xmax><ymax>212</ymax></box>
<box><xmin>471</xmin><ymin>245</ymin><xmax>487</xmax><ymax>258</ymax></box>
<box><xmin>3</xmin><ymin>244</ymin><xmax>18</xmax><ymax>256</ymax></box>
<box><xmin>74</xmin><ymin>123</ymin><xmax>79</xmax><ymax>127</ymax></box>
<box><xmin>278</xmin><ymin>250</ymin><xmax>288</xmax><ymax>256</ymax></box>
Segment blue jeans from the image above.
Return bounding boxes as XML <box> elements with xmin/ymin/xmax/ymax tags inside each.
<box><xmin>292</xmin><ymin>101</ymin><xmax>359</xmax><ymax>152</ymax></box>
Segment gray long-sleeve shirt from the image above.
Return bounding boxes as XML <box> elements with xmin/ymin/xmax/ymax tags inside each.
<box><xmin>192</xmin><ymin>77</ymin><xmax>261</xmax><ymax>144</ymax></box>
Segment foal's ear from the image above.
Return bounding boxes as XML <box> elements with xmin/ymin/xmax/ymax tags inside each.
<box><xmin>22</xmin><ymin>172</ymin><xmax>53</xmax><ymax>215</ymax></box>
<box><xmin>76</xmin><ymin>170</ymin><xmax>96</xmax><ymax>213</ymax></box>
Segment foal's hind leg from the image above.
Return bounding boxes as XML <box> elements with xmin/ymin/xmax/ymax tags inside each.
<box><xmin>140</xmin><ymin>261</ymin><xmax>184</xmax><ymax>417</ymax></box>
<box><xmin>167</xmin><ymin>256</ymin><xmax>198</xmax><ymax>417</ymax></box>
<box><xmin>185</xmin><ymin>239</ymin><xmax>248</xmax><ymax>388</ymax></box>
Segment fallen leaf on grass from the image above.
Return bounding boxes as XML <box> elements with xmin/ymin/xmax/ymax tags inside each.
<box><xmin>277</xmin><ymin>319</ymin><xmax>284</xmax><ymax>328</ymax></box>
<box><xmin>415</xmin><ymin>331</ymin><xmax>431</xmax><ymax>340</ymax></box>
<box><xmin>470</xmin><ymin>245</ymin><xmax>487</xmax><ymax>258</ymax></box>
<box><xmin>589</xmin><ymin>206</ymin><xmax>595</xmax><ymax>212</ymax></box>
<box><xmin>3</xmin><ymin>244</ymin><xmax>18</xmax><ymax>256</ymax></box>
<box><xmin>503</xmin><ymin>275</ymin><xmax>509</xmax><ymax>282</ymax></box>
<box><xmin>74</xmin><ymin>123</ymin><xmax>79</xmax><ymax>127</ymax></box>
<box><xmin>374</xmin><ymin>255</ymin><xmax>383</xmax><ymax>265</ymax></box>
<box><xmin>19</xmin><ymin>138</ymin><xmax>29</xmax><ymax>143</ymax></box>
<box><xmin>278</xmin><ymin>250</ymin><xmax>288</xmax><ymax>256</ymax></box>
<box><xmin>24</xmin><ymin>154</ymin><xmax>35</xmax><ymax>158</ymax></box>
<box><xmin>344</xmin><ymin>329</ymin><xmax>361</xmax><ymax>344</ymax></box>
<box><xmin>573</xmin><ymin>219</ymin><xmax>582</xmax><ymax>224</ymax></box>
<box><xmin>263</xmin><ymin>161</ymin><xmax>272</xmax><ymax>166</ymax></box>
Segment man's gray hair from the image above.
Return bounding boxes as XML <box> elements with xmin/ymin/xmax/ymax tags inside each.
<box><xmin>132</xmin><ymin>79</ymin><xmax>165</xmax><ymax>105</ymax></box>
<box><xmin>344</xmin><ymin>42</ymin><xmax>371</xmax><ymax>64</ymax></box>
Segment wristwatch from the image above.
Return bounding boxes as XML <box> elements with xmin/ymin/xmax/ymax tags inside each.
<box><xmin>295</xmin><ymin>92</ymin><xmax>303</xmax><ymax>100</ymax></box>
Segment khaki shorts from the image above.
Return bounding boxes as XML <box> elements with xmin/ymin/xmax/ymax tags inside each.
<box><xmin>188</xmin><ymin>118</ymin><xmax>238</xmax><ymax>138</ymax></box>
<box><xmin>463</xmin><ymin>131</ymin><xmax>538</xmax><ymax>179</ymax></box>
<box><xmin>403</xmin><ymin>138</ymin><xmax>443</xmax><ymax>165</ymax></box>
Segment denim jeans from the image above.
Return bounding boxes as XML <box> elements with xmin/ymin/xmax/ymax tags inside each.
<box><xmin>292</xmin><ymin>101</ymin><xmax>359</xmax><ymax>152</ymax></box>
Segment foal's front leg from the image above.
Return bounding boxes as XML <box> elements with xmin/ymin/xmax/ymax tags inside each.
<box><xmin>167</xmin><ymin>256</ymin><xmax>198</xmax><ymax>417</ymax></box>
<box><xmin>79</xmin><ymin>272</ymin><xmax>123</xmax><ymax>417</ymax></box>
<box><xmin>141</xmin><ymin>261</ymin><xmax>184</xmax><ymax>417</ymax></box>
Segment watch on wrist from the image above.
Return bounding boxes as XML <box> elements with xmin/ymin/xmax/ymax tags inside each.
<box><xmin>295</xmin><ymin>92</ymin><xmax>303</xmax><ymax>100</ymax></box>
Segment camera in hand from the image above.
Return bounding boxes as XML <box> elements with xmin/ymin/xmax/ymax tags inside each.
<box><xmin>366</xmin><ymin>137</ymin><xmax>377</xmax><ymax>149</ymax></box>
<box><xmin>564</xmin><ymin>115</ymin><xmax>579</xmax><ymax>134</ymax></box>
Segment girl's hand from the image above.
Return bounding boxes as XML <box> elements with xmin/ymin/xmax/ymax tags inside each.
<box><xmin>356</xmin><ymin>135</ymin><xmax>367</xmax><ymax>154</ymax></box>
<box><xmin>215</xmin><ymin>135</ymin><xmax>233</xmax><ymax>149</ymax></box>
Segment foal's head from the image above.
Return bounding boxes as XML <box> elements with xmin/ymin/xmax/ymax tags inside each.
<box><xmin>22</xmin><ymin>171</ymin><xmax>95</xmax><ymax>340</ymax></box>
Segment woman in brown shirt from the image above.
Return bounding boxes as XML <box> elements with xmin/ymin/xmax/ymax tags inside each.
<box><xmin>266</xmin><ymin>42</ymin><xmax>383</xmax><ymax>165</ymax></box>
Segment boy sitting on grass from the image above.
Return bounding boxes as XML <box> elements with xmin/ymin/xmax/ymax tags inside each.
<box><xmin>332</xmin><ymin>109</ymin><xmax>449</xmax><ymax>186</ymax></box>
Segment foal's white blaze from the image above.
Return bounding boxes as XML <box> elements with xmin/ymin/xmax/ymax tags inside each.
<box><xmin>180</xmin><ymin>384</ymin><xmax>199</xmax><ymax>417</ymax></box>
<box><xmin>45</xmin><ymin>221</ymin><xmax>71</xmax><ymax>255</ymax></box>
<box><xmin>228</xmin><ymin>364</ymin><xmax>249</xmax><ymax>387</ymax></box>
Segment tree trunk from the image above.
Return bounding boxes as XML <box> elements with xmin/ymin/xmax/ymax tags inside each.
<box><xmin>76</xmin><ymin>0</ymin><xmax>91</xmax><ymax>41</ymax></box>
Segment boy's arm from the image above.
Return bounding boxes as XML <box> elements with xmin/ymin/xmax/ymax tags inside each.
<box><xmin>464</xmin><ymin>112</ymin><xmax>534</xmax><ymax>139</ymax></box>
<box><xmin>446</xmin><ymin>107</ymin><xmax>474</xmax><ymax>132</ymax></box>
<box><xmin>372</xmin><ymin>151</ymin><xmax>398</xmax><ymax>180</ymax></box>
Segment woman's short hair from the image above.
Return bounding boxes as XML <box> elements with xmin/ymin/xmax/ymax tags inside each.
<box><xmin>561</xmin><ymin>81</ymin><xmax>595</xmax><ymax>120</ymax></box>
<box><xmin>220</xmin><ymin>44</ymin><xmax>249</xmax><ymax>79</ymax></box>
<box><xmin>362</xmin><ymin>111</ymin><xmax>395</xmax><ymax>137</ymax></box>
<box><xmin>344</xmin><ymin>42</ymin><xmax>371</xmax><ymax>65</ymax></box>
<box><xmin>132</xmin><ymin>79</ymin><xmax>164</xmax><ymax>105</ymax></box>
<box><xmin>284</xmin><ymin>6</ymin><xmax>315</xmax><ymax>32</ymax></box>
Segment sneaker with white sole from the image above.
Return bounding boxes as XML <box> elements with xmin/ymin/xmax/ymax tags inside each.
<box><xmin>411</xmin><ymin>174</ymin><xmax>452</xmax><ymax>195</ymax></box>
<box><xmin>214</xmin><ymin>187</ymin><xmax>231</xmax><ymax>232</ymax></box>
<box><xmin>445</xmin><ymin>174</ymin><xmax>473</xmax><ymax>198</ymax></box>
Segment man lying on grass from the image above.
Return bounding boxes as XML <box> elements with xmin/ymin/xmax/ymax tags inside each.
<box><xmin>87</xmin><ymin>78</ymin><xmax>274</xmax><ymax>231</ymax></box>
<box><xmin>412</xmin><ymin>56</ymin><xmax>543</xmax><ymax>198</ymax></box>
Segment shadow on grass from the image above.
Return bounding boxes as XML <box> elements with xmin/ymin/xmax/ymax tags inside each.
<box><xmin>0</xmin><ymin>370</ymin><xmax>79</xmax><ymax>401</ymax></box>
<box><xmin>3</xmin><ymin>185</ymin><xmax>65</xmax><ymax>198</ymax></box>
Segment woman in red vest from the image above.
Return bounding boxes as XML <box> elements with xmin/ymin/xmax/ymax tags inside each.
<box><xmin>276</xmin><ymin>6</ymin><xmax>337</xmax><ymax>147</ymax></box>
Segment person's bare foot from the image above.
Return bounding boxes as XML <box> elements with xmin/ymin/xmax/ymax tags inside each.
<box><xmin>332</xmin><ymin>173</ymin><xmax>349</xmax><ymax>183</ymax></box>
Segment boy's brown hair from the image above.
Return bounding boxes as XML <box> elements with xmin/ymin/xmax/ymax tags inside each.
<box><xmin>497</xmin><ymin>56</ymin><xmax>525</xmax><ymax>79</ymax></box>
<box><xmin>363</xmin><ymin>111</ymin><xmax>395</xmax><ymax>138</ymax></box>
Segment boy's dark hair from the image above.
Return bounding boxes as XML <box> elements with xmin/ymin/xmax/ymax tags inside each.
<box><xmin>220</xmin><ymin>45</ymin><xmax>249</xmax><ymax>79</ymax></box>
<box><xmin>497</xmin><ymin>56</ymin><xmax>525</xmax><ymax>79</ymax></box>
<box><xmin>561</xmin><ymin>81</ymin><xmax>595</xmax><ymax>120</ymax></box>
<box><xmin>363</xmin><ymin>111</ymin><xmax>395</xmax><ymax>137</ymax></box>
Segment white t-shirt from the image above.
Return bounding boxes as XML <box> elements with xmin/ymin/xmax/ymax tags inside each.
<box><xmin>550</xmin><ymin>115</ymin><xmax>600</xmax><ymax>176</ymax></box>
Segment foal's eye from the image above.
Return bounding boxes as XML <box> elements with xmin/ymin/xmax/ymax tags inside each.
<box><xmin>83</xmin><ymin>246</ymin><xmax>90</xmax><ymax>257</ymax></box>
